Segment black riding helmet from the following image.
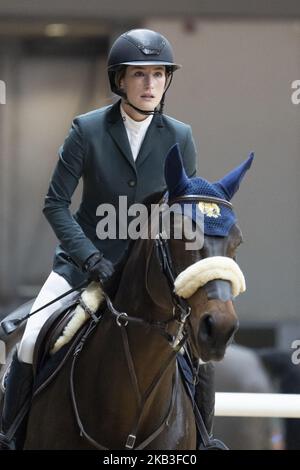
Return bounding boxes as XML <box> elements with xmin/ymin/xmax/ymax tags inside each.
<box><xmin>107</xmin><ymin>29</ymin><xmax>181</xmax><ymax>116</ymax></box>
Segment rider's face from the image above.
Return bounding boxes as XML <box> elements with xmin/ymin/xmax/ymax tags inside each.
<box><xmin>120</xmin><ymin>65</ymin><xmax>167</xmax><ymax>121</ymax></box>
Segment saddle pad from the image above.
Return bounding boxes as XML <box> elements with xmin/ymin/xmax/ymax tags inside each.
<box><xmin>32</xmin><ymin>294</ymin><xmax>81</xmax><ymax>376</ymax></box>
<box><xmin>32</xmin><ymin>282</ymin><xmax>106</xmax><ymax>396</ymax></box>
<box><xmin>33</xmin><ymin>319</ymin><xmax>92</xmax><ymax>396</ymax></box>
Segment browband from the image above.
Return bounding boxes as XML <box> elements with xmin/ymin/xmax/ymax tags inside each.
<box><xmin>169</xmin><ymin>195</ymin><xmax>233</xmax><ymax>210</ymax></box>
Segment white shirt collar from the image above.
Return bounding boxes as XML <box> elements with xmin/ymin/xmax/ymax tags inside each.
<box><xmin>120</xmin><ymin>104</ymin><xmax>153</xmax><ymax>131</ymax></box>
<box><xmin>120</xmin><ymin>104</ymin><xmax>153</xmax><ymax>161</ymax></box>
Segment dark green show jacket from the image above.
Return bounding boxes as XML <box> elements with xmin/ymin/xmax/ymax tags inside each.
<box><xmin>43</xmin><ymin>100</ymin><xmax>197</xmax><ymax>286</ymax></box>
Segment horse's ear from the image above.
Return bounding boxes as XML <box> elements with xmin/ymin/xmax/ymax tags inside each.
<box><xmin>216</xmin><ymin>152</ymin><xmax>254</xmax><ymax>200</ymax></box>
<box><xmin>164</xmin><ymin>143</ymin><xmax>189</xmax><ymax>198</ymax></box>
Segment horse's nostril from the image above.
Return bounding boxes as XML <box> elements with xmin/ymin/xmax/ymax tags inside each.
<box><xmin>200</xmin><ymin>314</ymin><xmax>214</xmax><ymax>340</ymax></box>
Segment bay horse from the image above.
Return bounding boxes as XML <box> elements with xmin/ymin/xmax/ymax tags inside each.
<box><xmin>21</xmin><ymin>144</ymin><xmax>253</xmax><ymax>449</ymax></box>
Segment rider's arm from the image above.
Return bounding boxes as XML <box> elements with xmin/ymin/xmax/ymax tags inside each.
<box><xmin>43</xmin><ymin>118</ymin><xmax>99</xmax><ymax>269</ymax></box>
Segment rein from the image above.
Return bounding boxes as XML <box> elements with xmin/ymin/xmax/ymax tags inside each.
<box><xmin>69</xmin><ymin>296</ymin><xmax>187</xmax><ymax>450</ymax></box>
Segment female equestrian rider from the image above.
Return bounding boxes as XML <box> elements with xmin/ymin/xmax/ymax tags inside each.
<box><xmin>0</xmin><ymin>28</ymin><xmax>214</xmax><ymax>449</ymax></box>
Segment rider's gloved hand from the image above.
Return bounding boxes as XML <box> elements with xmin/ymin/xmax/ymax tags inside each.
<box><xmin>83</xmin><ymin>252</ymin><xmax>115</xmax><ymax>287</ymax></box>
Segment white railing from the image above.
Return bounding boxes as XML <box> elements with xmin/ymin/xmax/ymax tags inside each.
<box><xmin>215</xmin><ymin>393</ymin><xmax>300</xmax><ymax>418</ymax></box>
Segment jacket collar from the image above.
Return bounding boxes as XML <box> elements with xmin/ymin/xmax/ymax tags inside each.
<box><xmin>106</xmin><ymin>100</ymin><xmax>163</xmax><ymax>169</ymax></box>
<box><xmin>106</xmin><ymin>99</ymin><xmax>123</xmax><ymax>124</ymax></box>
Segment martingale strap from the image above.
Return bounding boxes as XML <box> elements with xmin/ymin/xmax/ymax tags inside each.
<box><xmin>69</xmin><ymin>308</ymin><xmax>187</xmax><ymax>450</ymax></box>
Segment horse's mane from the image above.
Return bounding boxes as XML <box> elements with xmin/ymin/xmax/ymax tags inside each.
<box><xmin>117</xmin><ymin>189</ymin><xmax>166</xmax><ymax>266</ymax></box>
<box><xmin>142</xmin><ymin>189</ymin><xmax>166</xmax><ymax>213</ymax></box>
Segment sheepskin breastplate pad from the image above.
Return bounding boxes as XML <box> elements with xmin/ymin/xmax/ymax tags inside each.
<box><xmin>51</xmin><ymin>282</ymin><xmax>104</xmax><ymax>355</ymax></box>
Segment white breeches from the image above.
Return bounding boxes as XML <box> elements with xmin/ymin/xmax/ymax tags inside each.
<box><xmin>18</xmin><ymin>271</ymin><xmax>77</xmax><ymax>364</ymax></box>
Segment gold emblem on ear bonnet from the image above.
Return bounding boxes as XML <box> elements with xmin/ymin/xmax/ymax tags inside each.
<box><xmin>198</xmin><ymin>202</ymin><xmax>221</xmax><ymax>218</ymax></box>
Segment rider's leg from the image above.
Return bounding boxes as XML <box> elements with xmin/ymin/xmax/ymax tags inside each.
<box><xmin>0</xmin><ymin>271</ymin><xmax>75</xmax><ymax>449</ymax></box>
<box><xmin>0</xmin><ymin>352</ymin><xmax>33</xmax><ymax>449</ymax></box>
<box><xmin>18</xmin><ymin>272</ymin><xmax>74</xmax><ymax>364</ymax></box>
<box><xmin>194</xmin><ymin>362</ymin><xmax>215</xmax><ymax>437</ymax></box>
<box><xmin>195</xmin><ymin>362</ymin><xmax>229</xmax><ymax>450</ymax></box>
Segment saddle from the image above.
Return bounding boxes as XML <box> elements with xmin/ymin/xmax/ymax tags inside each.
<box><xmin>31</xmin><ymin>295</ymin><xmax>82</xmax><ymax>391</ymax></box>
<box><xmin>31</xmin><ymin>282</ymin><xmax>105</xmax><ymax>394</ymax></box>
<box><xmin>0</xmin><ymin>284</ymin><xmax>105</xmax><ymax>450</ymax></box>
<box><xmin>33</xmin><ymin>295</ymin><xmax>79</xmax><ymax>370</ymax></box>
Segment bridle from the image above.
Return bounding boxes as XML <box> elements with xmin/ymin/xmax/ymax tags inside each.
<box><xmin>70</xmin><ymin>194</ymin><xmax>233</xmax><ymax>450</ymax></box>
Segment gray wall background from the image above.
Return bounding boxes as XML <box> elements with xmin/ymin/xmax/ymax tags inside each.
<box><xmin>0</xmin><ymin>9</ymin><xmax>299</xmax><ymax>330</ymax></box>
<box><xmin>145</xmin><ymin>19</ymin><xmax>300</xmax><ymax>324</ymax></box>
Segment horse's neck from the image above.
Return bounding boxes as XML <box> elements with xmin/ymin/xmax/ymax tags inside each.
<box><xmin>107</xmin><ymin>238</ymin><xmax>175</xmax><ymax>392</ymax></box>
<box><xmin>79</xmin><ymin>239</ymin><xmax>182</xmax><ymax>438</ymax></box>
<box><xmin>114</xmin><ymin>238</ymin><xmax>158</xmax><ymax>317</ymax></box>
<box><xmin>81</xmin><ymin>316</ymin><xmax>186</xmax><ymax>448</ymax></box>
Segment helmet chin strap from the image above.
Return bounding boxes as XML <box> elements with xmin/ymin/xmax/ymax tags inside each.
<box><xmin>124</xmin><ymin>100</ymin><xmax>160</xmax><ymax>116</ymax></box>
<box><xmin>122</xmin><ymin>73</ymin><xmax>173</xmax><ymax>118</ymax></box>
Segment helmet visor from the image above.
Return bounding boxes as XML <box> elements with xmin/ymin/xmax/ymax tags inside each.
<box><xmin>108</xmin><ymin>61</ymin><xmax>181</xmax><ymax>71</ymax></box>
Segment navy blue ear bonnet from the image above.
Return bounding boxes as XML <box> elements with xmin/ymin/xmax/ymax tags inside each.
<box><xmin>164</xmin><ymin>144</ymin><xmax>254</xmax><ymax>237</ymax></box>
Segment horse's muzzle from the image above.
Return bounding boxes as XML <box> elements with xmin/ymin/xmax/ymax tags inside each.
<box><xmin>198</xmin><ymin>310</ymin><xmax>238</xmax><ymax>361</ymax></box>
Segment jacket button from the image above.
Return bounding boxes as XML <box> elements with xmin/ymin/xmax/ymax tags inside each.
<box><xmin>128</xmin><ymin>180</ymin><xmax>136</xmax><ymax>187</ymax></box>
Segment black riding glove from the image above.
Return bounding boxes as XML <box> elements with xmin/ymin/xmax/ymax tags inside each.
<box><xmin>83</xmin><ymin>253</ymin><xmax>115</xmax><ymax>287</ymax></box>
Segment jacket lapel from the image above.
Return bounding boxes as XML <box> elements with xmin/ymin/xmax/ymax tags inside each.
<box><xmin>106</xmin><ymin>100</ymin><xmax>136</xmax><ymax>173</ymax></box>
<box><xmin>135</xmin><ymin>116</ymin><xmax>162</xmax><ymax>168</ymax></box>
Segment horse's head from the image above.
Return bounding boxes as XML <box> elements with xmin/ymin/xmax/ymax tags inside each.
<box><xmin>148</xmin><ymin>144</ymin><xmax>254</xmax><ymax>362</ymax></box>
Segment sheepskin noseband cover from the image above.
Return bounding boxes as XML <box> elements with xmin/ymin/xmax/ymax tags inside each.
<box><xmin>174</xmin><ymin>256</ymin><xmax>246</xmax><ymax>299</ymax></box>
